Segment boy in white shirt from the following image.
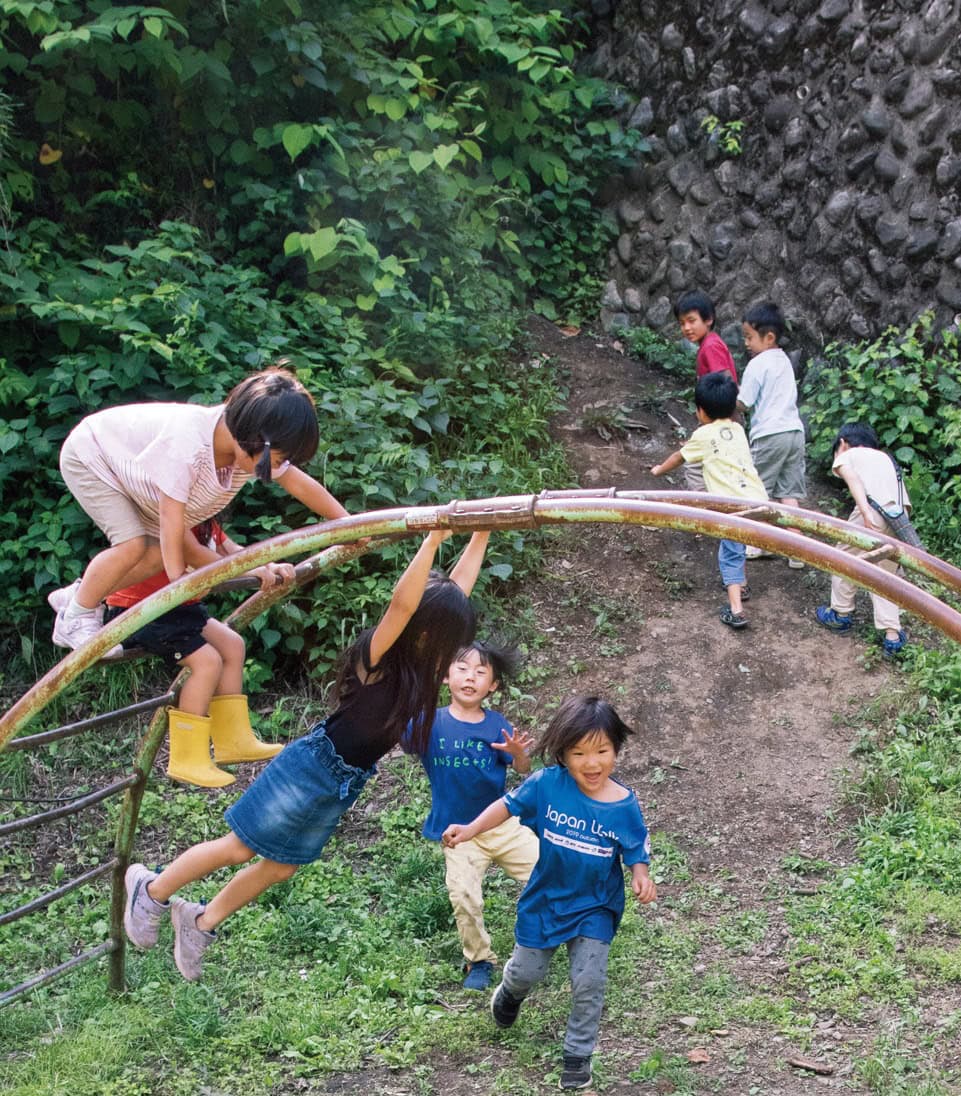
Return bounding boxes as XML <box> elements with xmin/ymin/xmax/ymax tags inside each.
<box><xmin>737</xmin><ymin>301</ymin><xmax>806</xmax><ymax>569</ymax></box>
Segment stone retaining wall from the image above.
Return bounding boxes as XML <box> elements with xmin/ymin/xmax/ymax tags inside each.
<box><xmin>587</xmin><ymin>0</ymin><xmax>961</xmax><ymax>360</ymax></box>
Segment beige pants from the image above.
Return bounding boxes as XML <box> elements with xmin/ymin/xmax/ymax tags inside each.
<box><xmin>831</xmin><ymin>508</ymin><xmax>901</xmax><ymax>632</ymax></box>
<box><xmin>443</xmin><ymin>815</ymin><xmax>539</xmax><ymax>964</ymax></box>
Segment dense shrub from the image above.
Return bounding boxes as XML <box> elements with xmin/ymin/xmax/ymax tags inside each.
<box><xmin>0</xmin><ymin>1</ymin><xmax>643</xmax><ymax>679</ymax></box>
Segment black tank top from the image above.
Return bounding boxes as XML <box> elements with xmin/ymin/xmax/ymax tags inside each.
<box><xmin>324</xmin><ymin>639</ymin><xmax>403</xmax><ymax>770</ymax></box>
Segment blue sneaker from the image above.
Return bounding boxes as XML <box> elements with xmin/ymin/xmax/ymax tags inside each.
<box><xmin>882</xmin><ymin>630</ymin><xmax>907</xmax><ymax>658</ymax></box>
<box><xmin>463</xmin><ymin>960</ymin><xmax>494</xmax><ymax>990</ymax></box>
<box><xmin>816</xmin><ymin>606</ymin><xmax>853</xmax><ymax>633</ymax></box>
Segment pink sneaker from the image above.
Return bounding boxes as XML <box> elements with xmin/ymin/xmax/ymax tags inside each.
<box><xmin>171</xmin><ymin>899</ymin><xmax>216</xmax><ymax>981</ymax></box>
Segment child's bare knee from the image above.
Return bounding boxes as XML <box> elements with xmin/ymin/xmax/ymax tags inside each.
<box><xmin>119</xmin><ymin>535</ymin><xmax>150</xmax><ymax>560</ymax></box>
<box><xmin>264</xmin><ymin>860</ymin><xmax>297</xmax><ymax>884</ymax></box>
<box><xmin>188</xmin><ymin>644</ymin><xmax>223</xmax><ymax>678</ymax></box>
<box><xmin>223</xmin><ymin>630</ymin><xmax>246</xmax><ymax>664</ymax></box>
<box><xmin>221</xmin><ymin>834</ymin><xmax>256</xmax><ymax>865</ymax></box>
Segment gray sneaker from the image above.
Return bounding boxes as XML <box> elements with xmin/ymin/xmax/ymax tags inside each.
<box><xmin>171</xmin><ymin>898</ymin><xmax>216</xmax><ymax>982</ymax></box>
<box><xmin>53</xmin><ymin>606</ymin><xmax>103</xmax><ymax>649</ymax></box>
<box><xmin>123</xmin><ymin>863</ymin><xmax>168</xmax><ymax>949</ymax></box>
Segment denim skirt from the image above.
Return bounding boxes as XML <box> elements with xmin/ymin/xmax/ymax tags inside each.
<box><xmin>224</xmin><ymin>722</ymin><xmax>375</xmax><ymax>865</ymax></box>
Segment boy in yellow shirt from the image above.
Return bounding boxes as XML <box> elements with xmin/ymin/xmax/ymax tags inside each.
<box><xmin>651</xmin><ymin>373</ymin><xmax>768</xmax><ymax>629</ymax></box>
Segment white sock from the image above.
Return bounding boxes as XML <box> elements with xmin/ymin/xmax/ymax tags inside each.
<box><xmin>64</xmin><ymin>596</ymin><xmax>98</xmax><ymax>620</ymax></box>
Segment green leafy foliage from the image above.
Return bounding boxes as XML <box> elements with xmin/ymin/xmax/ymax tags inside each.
<box><xmin>801</xmin><ymin>313</ymin><xmax>961</xmax><ymax>560</ymax></box>
<box><xmin>700</xmin><ymin>114</ymin><xmax>745</xmax><ymax>156</ymax></box>
<box><xmin>0</xmin><ymin>0</ymin><xmax>637</xmax><ymax>677</ymax></box>
<box><xmin>616</xmin><ymin>324</ymin><xmax>697</xmax><ymax>381</ymax></box>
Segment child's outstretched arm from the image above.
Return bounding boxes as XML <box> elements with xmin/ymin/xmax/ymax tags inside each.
<box><xmin>273</xmin><ymin>465</ymin><xmax>350</xmax><ymax>522</ymax></box>
<box><xmin>442</xmin><ymin>799</ymin><xmax>511</xmax><ymax>848</ymax></box>
<box><xmin>651</xmin><ymin>450</ymin><xmax>684</xmax><ymax>476</ymax></box>
<box><xmin>182</xmin><ymin>527</ymin><xmax>296</xmax><ymax>590</ymax></box>
<box><xmin>159</xmin><ymin>493</ymin><xmax>190</xmax><ymax>581</ymax></box>
<box><xmin>630</xmin><ymin>862</ymin><xmax>657</xmax><ymax>904</ymax></box>
<box><xmin>367</xmin><ymin>530</ymin><xmax>452</xmax><ymax>667</ymax></box>
<box><xmin>449</xmin><ymin>531</ymin><xmax>490</xmax><ymax>596</ymax></box>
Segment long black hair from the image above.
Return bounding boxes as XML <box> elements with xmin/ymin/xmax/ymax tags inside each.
<box><xmin>224</xmin><ymin>363</ymin><xmax>319</xmax><ymax>483</ymax></box>
<box><xmin>334</xmin><ymin>570</ymin><xmax>477</xmax><ymax>754</ymax></box>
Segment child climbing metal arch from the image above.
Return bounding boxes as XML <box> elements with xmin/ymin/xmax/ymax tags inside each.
<box><xmin>2</xmin><ymin>488</ymin><xmax>961</xmax><ymax>1005</ymax></box>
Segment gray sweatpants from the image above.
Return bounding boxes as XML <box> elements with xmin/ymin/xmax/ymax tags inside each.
<box><xmin>501</xmin><ymin>936</ymin><xmax>611</xmax><ymax>1057</ymax></box>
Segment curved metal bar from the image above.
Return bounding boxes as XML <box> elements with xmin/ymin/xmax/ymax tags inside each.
<box><xmin>6</xmin><ymin>692</ymin><xmax>177</xmax><ymax>751</ymax></box>
<box><xmin>5</xmin><ymin>495</ymin><xmax>961</xmax><ymax>752</ymax></box>
<box><xmin>0</xmin><ymin>940</ymin><xmax>118</xmax><ymax>1008</ymax></box>
<box><xmin>1</xmin><ymin>511</ymin><xmax>408</xmax><ymax>749</ymax></box>
<box><xmin>0</xmin><ymin>859</ymin><xmax>118</xmax><ymax>927</ymax></box>
<box><xmin>2</xmin><ymin>491</ymin><xmax>960</xmax><ymax>1005</ymax></box>
<box><xmin>0</xmin><ymin>775</ymin><xmax>139</xmax><ymax>837</ymax></box>
<box><xmin>540</xmin><ymin>489</ymin><xmax>961</xmax><ymax>595</ymax></box>
<box><xmin>530</xmin><ymin>496</ymin><xmax>961</xmax><ymax>641</ymax></box>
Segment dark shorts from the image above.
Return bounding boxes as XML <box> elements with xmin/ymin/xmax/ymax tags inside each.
<box><xmin>104</xmin><ymin>602</ymin><xmax>210</xmax><ymax>667</ymax></box>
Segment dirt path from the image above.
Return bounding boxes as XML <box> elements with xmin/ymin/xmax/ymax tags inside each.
<box><xmin>526</xmin><ymin>314</ymin><xmax>878</xmax><ymax>882</ymax></box>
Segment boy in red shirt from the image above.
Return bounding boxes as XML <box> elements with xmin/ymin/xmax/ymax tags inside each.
<box><xmin>673</xmin><ymin>290</ymin><xmax>738</xmax><ymax>491</ymax></box>
<box><xmin>674</xmin><ymin>290</ymin><xmax>738</xmax><ymax>383</ymax></box>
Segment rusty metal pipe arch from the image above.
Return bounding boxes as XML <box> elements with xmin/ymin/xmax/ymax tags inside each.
<box><xmin>2</xmin><ymin>490</ymin><xmax>960</xmax><ymax>1004</ymax></box>
<box><xmin>3</xmin><ymin>491</ymin><xmax>961</xmax><ymax>751</ymax></box>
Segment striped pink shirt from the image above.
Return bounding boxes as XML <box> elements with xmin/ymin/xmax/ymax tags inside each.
<box><xmin>65</xmin><ymin>402</ymin><xmax>258</xmax><ymax>535</ymax></box>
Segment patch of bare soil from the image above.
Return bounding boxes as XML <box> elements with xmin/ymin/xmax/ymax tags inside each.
<box><xmin>307</xmin><ymin>317</ymin><xmax>935</xmax><ymax>1095</ymax></box>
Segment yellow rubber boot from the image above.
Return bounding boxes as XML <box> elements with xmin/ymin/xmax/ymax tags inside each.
<box><xmin>209</xmin><ymin>694</ymin><xmax>283</xmax><ymax>764</ymax></box>
<box><xmin>166</xmin><ymin>708</ymin><xmax>235</xmax><ymax>788</ymax></box>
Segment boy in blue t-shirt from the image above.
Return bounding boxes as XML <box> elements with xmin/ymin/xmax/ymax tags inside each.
<box><xmin>443</xmin><ymin>696</ymin><xmax>656</xmax><ymax>1091</ymax></box>
<box><xmin>403</xmin><ymin>640</ymin><xmax>538</xmax><ymax>990</ymax></box>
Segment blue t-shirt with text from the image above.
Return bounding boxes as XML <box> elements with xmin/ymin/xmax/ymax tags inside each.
<box><xmin>402</xmin><ymin>707</ymin><xmax>513</xmax><ymax>841</ymax></box>
<box><xmin>505</xmin><ymin>766</ymin><xmax>651</xmax><ymax>948</ymax></box>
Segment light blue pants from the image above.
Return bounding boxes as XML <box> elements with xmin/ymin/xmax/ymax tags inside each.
<box><xmin>501</xmin><ymin>936</ymin><xmax>610</xmax><ymax>1057</ymax></box>
<box><xmin>717</xmin><ymin>538</ymin><xmax>746</xmax><ymax>588</ymax></box>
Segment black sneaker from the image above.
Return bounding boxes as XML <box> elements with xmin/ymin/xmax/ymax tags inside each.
<box><xmin>561</xmin><ymin>1054</ymin><xmax>592</xmax><ymax>1089</ymax></box>
<box><xmin>558</xmin><ymin>1052</ymin><xmax>587</xmax><ymax>1087</ymax></box>
<box><xmin>490</xmin><ymin>983</ymin><xmax>523</xmax><ymax>1028</ymax></box>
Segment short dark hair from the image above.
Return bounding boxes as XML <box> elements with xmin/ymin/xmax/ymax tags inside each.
<box><xmin>452</xmin><ymin>639</ymin><xmax>523</xmax><ymax>689</ymax></box>
<box><xmin>832</xmin><ymin>422</ymin><xmax>880</xmax><ymax>456</ymax></box>
<box><xmin>694</xmin><ymin>372</ymin><xmax>739</xmax><ymax>420</ymax></box>
<box><xmin>674</xmin><ymin>290</ymin><xmax>716</xmax><ymax>323</ymax></box>
<box><xmin>539</xmin><ymin>695</ymin><xmax>633</xmax><ymax>766</ymax></box>
<box><xmin>743</xmin><ymin>301</ymin><xmax>785</xmax><ymax>342</ymax></box>
<box><xmin>224</xmin><ymin>364</ymin><xmax>319</xmax><ymax>483</ymax></box>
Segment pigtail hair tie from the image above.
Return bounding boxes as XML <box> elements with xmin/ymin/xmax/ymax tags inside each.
<box><xmin>255</xmin><ymin>438</ymin><xmax>273</xmax><ymax>484</ymax></box>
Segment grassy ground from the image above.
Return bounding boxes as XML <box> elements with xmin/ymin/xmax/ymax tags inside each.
<box><xmin>2</xmin><ymin>645</ymin><xmax>960</xmax><ymax>1095</ymax></box>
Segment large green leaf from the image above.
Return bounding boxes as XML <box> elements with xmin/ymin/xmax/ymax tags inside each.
<box><xmin>281</xmin><ymin>124</ymin><xmax>315</xmax><ymax>161</ymax></box>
